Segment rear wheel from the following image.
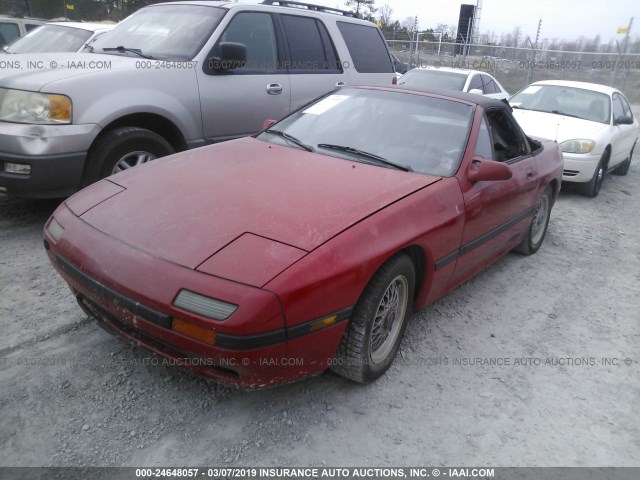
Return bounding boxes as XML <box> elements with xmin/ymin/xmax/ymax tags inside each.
<box><xmin>331</xmin><ymin>254</ymin><xmax>415</xmax><ymax>383</ymax></box>
<box><xmin>514</xmin><ymin>185</ymin><xmax>553</xmax><ymax>255</ymax></box>
<box><xmin>83</xmin><ymin>127</ymin><xmax>174</xmax><ymax>186</ymax></box>
<box><xmin>612</xmin><ymin>143</ymin><xmax>634</xmax><ymax>176</ymax></box>
<box><xmin>577</xmin><ymin>150</ymin><xmax>608</xmax><ymax>198</ymax></box>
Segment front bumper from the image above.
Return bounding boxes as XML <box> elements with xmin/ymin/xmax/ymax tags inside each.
<box><xmin>44</xmin><ymin>204</ymin><xmax>349</xmax><ymax>388</ymax></box>
<box><xmin>561</xmin><ymin>151</ymin><xmax>602</xmax><ymax>183</ymax></box>
<box><xmin>0</xmin><ymin>122</ymin><xmax>100</xmax><ymax>198</ymax></box>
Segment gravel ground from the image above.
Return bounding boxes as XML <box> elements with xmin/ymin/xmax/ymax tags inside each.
<box><xmin>1</xmin><ymin>152</ymin><xmax>639</xmax><ymax>468</ymax></box>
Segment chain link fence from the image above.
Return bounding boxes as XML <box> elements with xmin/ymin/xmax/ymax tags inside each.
<box><xmin>388</xmin><ymin>40</ymin><xmax>640</xmax><ymax>104</ymax></box>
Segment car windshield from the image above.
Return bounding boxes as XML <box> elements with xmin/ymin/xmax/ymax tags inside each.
<box><xmin>90</xmin><ymin>4</ymin><xmax>226</xmax><ymax>60</ymax></box>
<box><xmin>510</xmin><ymin>84</ymin><xmax>611</xmax><ymax>124</ymax></box>
<box><xmin>257</xmin><ymin>88</ymin><xmax>473</xmax><ymax>177</ymax></box>
<box><xmin>398</xmin><ymin>69</ymin><xmax>467</xmax><ymax>91</ymax></box>
<box><xmin>4</xmin><ymin>24</ymin><xmax>94</xmax><ymax>53</ymax></box>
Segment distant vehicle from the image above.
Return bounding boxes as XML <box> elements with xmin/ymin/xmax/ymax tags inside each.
<box><xmin>2</xmin><ymin>22</ymin><xmax>115</xmax><ymax>54</ymax></box>
<box><xmin>0</xmin><ymin>0</ymin><xmax>396</xmax><ymax>198</ymax></box>
<box><xmin>510</xmin><ymin>80</ymin><xmax>639</xmax><ymax>197</ymax></box>
<box><xmin>398</xmin><ymin>67</ymin><xmax>509</xmax><ymax>100</ymax></box>
<box><xmin>0</xmin><ymin>14</ymin><xmax>44</xmax><ymax>48</ymax></box>
<box><xmin>44</xmin><ymin>86</ymin><xmax>562</xmax><ymax>387</ymax></box>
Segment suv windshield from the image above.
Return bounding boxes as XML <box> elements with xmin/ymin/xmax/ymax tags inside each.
<box><xmin>4</xmin><ymin>24</ymin><xmax>94</xmax><ymax>53</ymax></box>
<box><xmin>90</xmin><ymin>4</ymin><xmax>226</xmax><ymax>60</ymax></box>
<box><xmin>257</xmin><ymin>88</ymin><xmax>473</xmax><ymax>177</ymax></box>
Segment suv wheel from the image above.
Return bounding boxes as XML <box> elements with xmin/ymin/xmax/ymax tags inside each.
<box><xmin>84</xmin><ymin>127</ymin><xmax>174</xmax><ymax>185</ymax></box>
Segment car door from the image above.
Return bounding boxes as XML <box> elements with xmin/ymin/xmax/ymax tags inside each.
<box><xmin>279</xmin><ymin>14</ymin><xmax>348</xmax><ymax>110</ymax></box>
<box><xmin>451</xmin><ymin>106</ymin><xmax>540</xmax><ymax>283</ymax></box>
<box><xmin>609</xmin><ymin>93</ymin><xmax>637</xmax><ymax>167</ymax></box>
<box><xmin>197</xmin><ymin>11</ymin><xmax>291</xmax><ymax>142</ymax></box>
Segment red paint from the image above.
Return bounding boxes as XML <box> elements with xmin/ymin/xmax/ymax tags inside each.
<box><xmin>44</xmin><ymin>88</ymin><xmax>563</xmax><ymax>388</ymax></box>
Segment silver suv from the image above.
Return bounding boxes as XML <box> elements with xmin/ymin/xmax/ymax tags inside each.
<box><xmin>0</xmin><ymin>0</ymin><xmax>396</xmax><ymax>198</ymax></box>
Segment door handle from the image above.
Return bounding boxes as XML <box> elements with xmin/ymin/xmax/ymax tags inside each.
<box><xmin>526</xmin><ymin>168</ymin><xmax>534</xmax><ymax>179</ymax></box>
<box><xmin>266</xmin><ymin>83</ymin><xmax>283</xmax><ymax>95</ymax></box>
<box><xmin>335</xmin><ymin>81</ymin><xmax>347</xmax><ymax>87</ymax></box>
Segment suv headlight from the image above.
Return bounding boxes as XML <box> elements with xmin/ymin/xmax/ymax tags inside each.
<box><xmin>560</xmin><ymin>139</ymin><xmax>596</xmax><ymax>154</ymax></box>
<box><xmin>0</xmin><ymin>88</ymin><xmax>72</xmax><ymax>124</ymax></box>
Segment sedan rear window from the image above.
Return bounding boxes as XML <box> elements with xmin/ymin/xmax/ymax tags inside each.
<box><xmin>398</xmin><ymin>69</ymin><xmax>467</xmax><ymax>91</ymax></box>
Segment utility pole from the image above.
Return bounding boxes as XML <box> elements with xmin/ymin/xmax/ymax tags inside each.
<box><xmin>526</xmin><ymin>19</ymin><xmax>542</xmax><ymax>84</ymax></box>
<box><xmin>611</xmin><ymin>17</ymin><xmax>633</xmax><ymax>87</ymax></box>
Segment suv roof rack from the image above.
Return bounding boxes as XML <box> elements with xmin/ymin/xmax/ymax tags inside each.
<box><xmin>260</xmin><ymin>0</ymin><xmax>360</xmax><ymax>18</ymax></box>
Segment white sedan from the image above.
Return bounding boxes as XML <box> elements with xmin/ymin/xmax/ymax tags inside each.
<box><xmin>2</xmin><ymin>21</ymin><xmax>114</xmax><ymax>54</ymax></box>
<box><xmin>510</xmin><ymin>80</ymin><xmax>639</xmax><ymax>197</ymax></box>
<box><xmin>397</xmin><ymin>67</ymin><xmax>510</xmax><ymax>100</ymax></box>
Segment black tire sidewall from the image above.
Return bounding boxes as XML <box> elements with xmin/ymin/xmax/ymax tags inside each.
<box><xmin>356</xmin><ymin>255</ymin><xmax>416</xmax><ymax>381</ymax></box>
<box><xmin>528</xmin><ymin>186</ymin><xmax>552</xmax><ymax>253</ymax></box>
<box><xmin>85</xmin><ymin>128</ymin><xmax>174</xmax><ymax>185</ymax></box>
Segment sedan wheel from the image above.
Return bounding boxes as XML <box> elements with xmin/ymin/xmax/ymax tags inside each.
<box><xmin>331</xmin><ymin>254</ymin><xmax>415</xmax><ymax>383</ymax></box>
<box><xmin>577</xmin><ymin>151</ymin><xmax>608</xmax><ymax>198</ymax></box>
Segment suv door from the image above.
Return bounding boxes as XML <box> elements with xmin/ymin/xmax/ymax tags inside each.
<box><xmin>197</xmin><ymin>11</ymin><xmax>291</xmax><ymax>141</ymax></box>
<box><xmin>452</xmin><ymin>108</ymin><xmax>539</xmax><ymax>282</ymax></box>
<box><xmin>279</xmin><ymin>14</ymin><xmax>347</xmax><ymax>108</ymax></box>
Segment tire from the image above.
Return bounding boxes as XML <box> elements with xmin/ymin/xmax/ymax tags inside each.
<box><xmin>514</xmin><ymin>185</ymin><xmax>553</xmax><ymax>255</ymax></box>
<box><xmin>576</xmin><ymin>150</ymin><xmax>608</xmax><ymax>197</ymax></box>
<box><xmin>331</xmin><ymin>254</ymin><xmax>415</xmax><ymax>383</ymax></box>
<box><xmin>83</xmin><ymin>127</ymin><xmax>174</xmax><ymax>185</ymax></box>
<box><xmin>612</xmin><ymin>143</ymin><xmax>634</xmax><ymax>176</ymax></box>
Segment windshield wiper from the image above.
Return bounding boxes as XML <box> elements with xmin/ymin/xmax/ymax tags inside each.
<box><xmin>510</xmin><ymin>105</ymin><xmax>529</xmax><ymax>110</ymax></box>
<box><xmin>102</xmin><ymin>46</ymin><xmax>153</xmax><ymax>59</ymax></box>
<box><xmin>317</xmin><ymin>144</ymin><xmax>412</xmax><ymax>172</ymax></box>
<box><xmin>265</xmin><ymin>129</ymin><xmax>314</xmax><ymax>152</ymax></box>
<box><xmin>83</xmin><ymin>43</ymin><xmax>94</xmax><ymax>52</ymax></box>
<box><xmin>550</xmin><ymin>110</ymin><xmax>581</xmax><ymax>119</ymax></box>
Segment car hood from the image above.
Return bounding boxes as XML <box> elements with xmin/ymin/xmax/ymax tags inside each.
<box><xmin>512</xmin><ymin>108</ymin><xmax>609</xmax><ymax>143</ymax></box>
<box><xmin>67</xmin><ymin>138</ymin><xmax>439</xmax><ymax>282</ymax></box>
<box><xmin>0</xmin><ymin>53</ymin><xmax>136</xmax><ymax>91</ymax></box>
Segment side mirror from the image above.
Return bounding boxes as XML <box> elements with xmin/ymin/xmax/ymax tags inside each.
<box><xmin>262</xmin><ymin>119</ymin><xmax>277</xmax><ymax>130</ymax></box>
<box><xmin>468</xmin><ymin>88</ymin><xmax>483</xmax><ymax>96</ymax></box>
<box><xmin>208</xmin><ymin>42</ymin><xmax>247</xmax><ymax>72</ymax></box>
<box><xmin>615</xmin><ymin>115</ymin><xmax>633</xmax><ymax>125</ymax></box>
<box><xmin>467</xmin><ymin>158</ymin><xmax>512</xmax><ymax>182</ymax></box>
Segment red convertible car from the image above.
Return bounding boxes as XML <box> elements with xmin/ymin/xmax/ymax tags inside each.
<box><xmin>44</xmin><ymin>87</ymin><xmax>563</xmax><ymax>388</ymax></box>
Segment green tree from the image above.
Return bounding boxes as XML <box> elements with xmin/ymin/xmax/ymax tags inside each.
<box><xmin>345</xmin><ymin>0</ymin><xmax>376</xmax><ymax>21</ymax></box>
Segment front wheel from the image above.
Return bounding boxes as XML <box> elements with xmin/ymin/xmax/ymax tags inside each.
<box><xmin>83</xmin><ymin>127</ymin><xmax>174</xmax><ymax>186</ymax></box>
<box><xmin>514</xmin><ymin>185</ymin><xmax>553</xmax><ymax>255</ymax></box>
<box><xmin>577</xmin><ymin>150</ymin><xmax>608</xmax><ymax>197</ymax></box>
<box><xmin>331</xmin><ymin>254</ymin><xmax>415</xmax><ymax>383</ymax></box>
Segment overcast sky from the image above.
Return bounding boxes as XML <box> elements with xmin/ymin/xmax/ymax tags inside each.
<box><xmin>304</xmin><ymin>0</ymin><xmax>637</xmax><ymax>42</ymax></box>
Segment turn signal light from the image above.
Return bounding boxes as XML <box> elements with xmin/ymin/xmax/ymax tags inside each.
<box><xmin>172</xmin><ymin>318</ymin><xmax>216</xmax><ymax>345</ymax></box>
